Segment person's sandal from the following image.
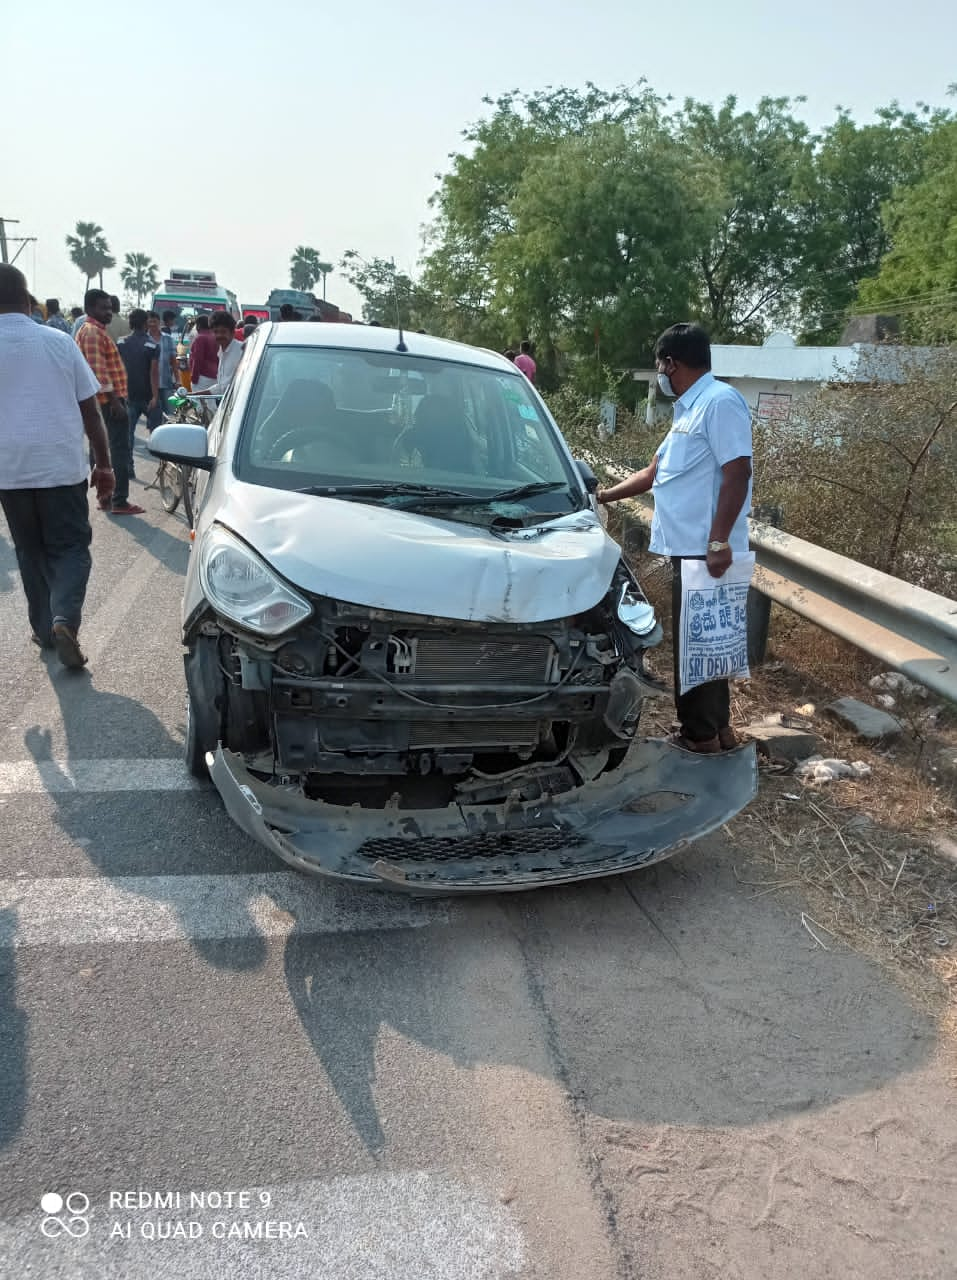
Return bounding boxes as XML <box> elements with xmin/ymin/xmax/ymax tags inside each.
<box><xmin>52</xmin><ymin>623</ymin><xmax>88</xmax><ymax>670</ymax></box>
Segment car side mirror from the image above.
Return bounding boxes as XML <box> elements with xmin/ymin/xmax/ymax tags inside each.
<box><xmin>148</xmin><ymin>424</ymin><xmax>215</xmax><ymax>471</ymax></box>
<box><xmin>574</xmin><ymin>458</ymin><xmax>599</xmax><ymax>494</ymax></box>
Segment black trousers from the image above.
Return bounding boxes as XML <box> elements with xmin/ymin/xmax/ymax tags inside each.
<box><xmin>671</xmin><ymin>557</ymin><xmax>731</xmax><ymax>742</ymax></box>
<box><xmin>103</xmin><ymin>399</ymin><xmax>130</xmax><ymax>508</ymax></box>
<box><xmin>0</xmin><ymin>482</ymin><xmax>93</xmax><ymax>638</ymax></box>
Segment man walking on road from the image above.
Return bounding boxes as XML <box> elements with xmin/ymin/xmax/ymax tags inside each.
<box><xmin>76</xmin><ymin>289</ymin><xmax>144</xmax><ymax>516</ymax></box>
<box><xmin>0</xmin><ymin>265</ymin><xmax>115</xmax><ymax>669</ymax></box>
<box><xmin>118</xmin><ymin>310</ymin><xmax>159</xmax><ymax>469</ymax></box>
<box><xmin>598</xmin><ymin>323</ymin><xmax>753</xmax><ymax>755</ymax></box>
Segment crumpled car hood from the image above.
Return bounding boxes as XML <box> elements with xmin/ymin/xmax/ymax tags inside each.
<box><xmin>215</xmin><ymin>481</ymin><xmax>621</xmax><ymax>623</ymax></box>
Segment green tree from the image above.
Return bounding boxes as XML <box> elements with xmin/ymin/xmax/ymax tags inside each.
<box><xmin>797</xmin><ymin>106</ymin><xmax>941</xmax><ymax>342</ymax></box>
<box><xmin>289</xmin><ymin>245</ymin><xmax>322</xmax><ymax>292</ymax></box>
<box><xmin>339</xmin><ymin>252</ymin><xmax>435</xmax><ymax>328</ymax></box>
<box><xmin>316</xmin><ymin>260</ymin><xmax>333</xmax><ymax>300</ymax></box>
<box><xmin>494</xmin><ymin>121</ymin><xmax>705</xmax><ymax>382</ymax></box>
<box><xmin>119</xmin><ymin>251</ymin><xmax>159</xmax><ymax>306</ymax></box>
<box><xmin>66</xmin><ymin>221</ymin><xmax>115</xmax><ymax>291</ymax></box>
<box><xmin>421</xmin><ymin>83</ymin><xmax>665</xmax><ymax>347</ymax></box>
<box><xmin>858</xmin><ymin>118</ymin><xmax>957</xmax><ymax>341</ymax></box>
<box><xmin>672</xmin><ymin>96</ymin><xmax>815</xmax><ymax>341</ymax></box>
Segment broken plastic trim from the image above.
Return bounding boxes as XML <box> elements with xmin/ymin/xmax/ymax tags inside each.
<box><xmin>208</xmin><ymin>737</ymin><xmax>758</xmax><ymax>893</ymax></box>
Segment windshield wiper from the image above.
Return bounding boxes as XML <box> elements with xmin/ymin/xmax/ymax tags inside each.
<box><xmin>384</xmin><ymin>480</ymin><xmax>576</xmax><ymax>509</ymax></box>
<box><xmin>484</xmin><ymin>481</ymin><xmax>571</xmax><ymax>502</ymax></box>
<box><xmin>296</xmin><ymin>482</ymin><xmax>475</xmax><ymax>498</ymax></box>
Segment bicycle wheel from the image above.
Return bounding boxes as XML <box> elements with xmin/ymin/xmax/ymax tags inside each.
<box><xmin>159</xmin><ymin>461</ymin><xmax>182</xmax><ymax>513</ymax></box>
<box><xmin>181</xmin><ymin>466</ymin><xmax>196</xmax><ymax>529</ymax></box>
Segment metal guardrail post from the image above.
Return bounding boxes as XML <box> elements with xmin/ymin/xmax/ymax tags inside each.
<box><xmin>747</xmin><ymin>504</ymin><xmax>781</xmax><ymax>667</ymax></box>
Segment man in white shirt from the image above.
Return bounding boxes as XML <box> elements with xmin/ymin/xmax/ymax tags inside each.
<box><xmin>202</xmin><ymin>310</ymin><xmax>244</xmax><ymax>395</ymax></box>
<box><xmin>598</xmin><ymin>322</ymin><xmax>753</xmax><ymax>754</ymax></box>
<box><xmin>0</xmin><ymin>265</ymin><xmax>115</xmax><ymax>669</ymax></box>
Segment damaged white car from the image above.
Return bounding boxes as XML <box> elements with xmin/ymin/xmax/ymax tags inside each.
<box><xmin>149</xmin><ymin>323</ymin><xmax>756</xmax><ymax>891</ymax></box>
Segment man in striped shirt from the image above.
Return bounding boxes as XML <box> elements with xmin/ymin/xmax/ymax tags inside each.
<box><xmin>76</xmin><ymin>290</ymin><xmax>144</xmax><ymax>515</ymax></box>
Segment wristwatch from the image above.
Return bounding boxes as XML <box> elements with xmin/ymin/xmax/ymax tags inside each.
<box><xmin>707</xmin><ymin>540</ymin><xmax>730</xmax><ymax>552</ymax></box>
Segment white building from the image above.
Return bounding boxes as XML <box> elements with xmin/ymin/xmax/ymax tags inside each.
<box><xmin>632</xmin><ymin>331</ymin><xmax>913</xmax><ymax>426</ymax></box>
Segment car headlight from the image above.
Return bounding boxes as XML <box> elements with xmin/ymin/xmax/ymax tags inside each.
<box><xmin>199</xmin><ymin>525</ymin><xmax>312</xmax><ymax>636</ymax></box>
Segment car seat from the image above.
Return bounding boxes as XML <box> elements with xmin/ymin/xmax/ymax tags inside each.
<box><xmin>403</xmin><ymin>394</ymin><xmax>477</xmax><ymax>473</ymax></box>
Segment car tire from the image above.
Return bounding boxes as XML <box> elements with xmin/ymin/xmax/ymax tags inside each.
<box><xmin>184</xmin><ymin>636</ymin><xmax>225</xmax><ymax>780</ymax></box>
<box><xmin>185</xmin><ymin>687</ymin><xmax>212</xmax><ymax>779</ymax></box>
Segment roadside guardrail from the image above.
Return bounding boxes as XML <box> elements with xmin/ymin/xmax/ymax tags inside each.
<box><xmin>624</xmin><ymin>501</ymin><xmax>957</xmax><ymax>705</ymax></box>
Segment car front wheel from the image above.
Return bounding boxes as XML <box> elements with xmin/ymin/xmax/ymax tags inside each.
<box><xmin>185</xmin><ymin>687</ymin><xmax>215</xmax><ymax>779</ymax></box>
<box><xmin>184</xmin><ymin>635</ymin><xmax>226</xmax><ymax>780</ymax></box>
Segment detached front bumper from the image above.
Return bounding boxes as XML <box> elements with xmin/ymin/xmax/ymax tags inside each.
<box><xmin>209</xmin><ymin>738</ymin><xmax>757</xmax><ymax>893</ymax></box>
<box><xmin>209</xmin><ymin>737</ymin><xmax>757</xmax><ymax>896</ymax></box>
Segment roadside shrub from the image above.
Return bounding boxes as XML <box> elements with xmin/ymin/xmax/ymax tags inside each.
<box><xmin>547</xmin><ymin>345</ymin><xmax>957</xmax><ymax>597</ymax></box>
<box><xmin>755</xmin><ymin>345</ymin><xmax>957</xmax><ymax>594</ymax></box>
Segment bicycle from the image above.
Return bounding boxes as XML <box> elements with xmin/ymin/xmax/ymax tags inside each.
<box><xmin>152</xmin><ymin>392</ymin><xmax>217</xmax><ymax>529</ymax></box>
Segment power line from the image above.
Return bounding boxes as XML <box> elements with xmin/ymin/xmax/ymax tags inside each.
<box><xmin>808</xmin><ymin>286</ymin><xmax>957</xmax><ymax>328</ymax></box>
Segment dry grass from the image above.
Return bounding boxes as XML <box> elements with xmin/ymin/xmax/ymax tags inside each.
<box><xmin>627</xmin><ymin>538</ymin><xmax>957</xmax><ymax>1024</ymax></box>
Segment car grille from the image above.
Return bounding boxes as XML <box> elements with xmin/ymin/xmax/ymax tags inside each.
<box><xmin>359</xmin><ymin>828</ymin><xmax>588</xmax><ymax>863</ymax></box>
<box><xmin>412</xmin><ymin>634</ymin><xmax>553</xmax><ymax>685</ymax></box>
<box><xmin>407</xmin><ymin>719</ymin><xmax>542</xmax><ymax>749</ymax></box>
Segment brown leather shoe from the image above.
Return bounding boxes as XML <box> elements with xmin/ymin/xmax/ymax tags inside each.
<box><xmin>669</xmin><ymin>733</ymin><xmax>721</xmax><ymax>755</ymax></box>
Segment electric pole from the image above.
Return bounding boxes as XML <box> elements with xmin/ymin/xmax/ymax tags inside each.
<box><xmin>0</xmin><ymin>217</ymin><xmax>37</xmax><ymax>267</ymax></box>
<box><xmin>0</xmin><ymin>217</ymin><xmax>15</xmax><ymax>263</ymax></box>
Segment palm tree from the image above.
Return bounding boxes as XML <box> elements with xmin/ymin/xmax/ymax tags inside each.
<box><xmin>120</xmin><ymin>252</ymin><xmax>160</xmax><ymax>305</ymax></box>
<box><xmin>66</xmin><ymin>221</ymin><xmax>115</xmax><ymax>291</ymax></box>
<box><xmin>316</xmin><ymin>260</ymin><xmax>333</xmax><ymax>300</ymax></box>
<box><xmin>289</xmin><ymin>245</ymin><xmax>322</xmax><ymax>293</ymax></box>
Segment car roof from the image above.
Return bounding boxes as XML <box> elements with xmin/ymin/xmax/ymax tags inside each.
<box><xmin>263</xmin><ymin>321</ymin><xmax>514</xmax><ymax>374</ymax></box>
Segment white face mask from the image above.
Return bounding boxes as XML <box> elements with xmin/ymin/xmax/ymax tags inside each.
<box><xmin>657</xmin><ymin>372</ymin><xmax>676</xmax><ymax>398</ymax></box>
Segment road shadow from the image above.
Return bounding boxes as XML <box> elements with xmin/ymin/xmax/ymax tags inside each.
<box><xmin>0</xmin><ymin>908</ymin><xmax>27</xmax><ymax>1149</ymax></box>
<box><xmin>111</xmin><ymin>507</ymin><xmax>191</xmax><ymax>576</ymax></box>
<box><xmin>23</xmin><ymin>676</ymin><xmax>266</xmax><ymax>973</ymax></box>
<box><xmin>283</xmin><ymin>846</ymin><xmax>935</xmax><ymax>1154</ymax></box>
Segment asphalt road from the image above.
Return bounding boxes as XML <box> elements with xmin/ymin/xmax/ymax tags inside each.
<box><xmin>1</xmin><ymin>432</ymin><xmax>955</xmax><ymax>1279</ymax></box>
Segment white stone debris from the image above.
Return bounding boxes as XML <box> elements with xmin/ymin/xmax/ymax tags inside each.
<box><xmin>795</xmin><ymin>756</ymin><xmax>873</xmax><ymax>784</ymax></box>
<box><xmin>869</xmin><ymin>672</ymin><xmax>928</xmax><ymax>699</ymax></box>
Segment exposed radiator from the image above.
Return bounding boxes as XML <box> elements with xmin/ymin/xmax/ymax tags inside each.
<box><xmin>410</xmin><ymin>634</ymin><xmax>554</xmax><ymax>685</ymax></box>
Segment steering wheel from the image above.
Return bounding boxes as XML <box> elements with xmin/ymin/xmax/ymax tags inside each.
<box><xmin>263</xmin><ymin>427</ymin><xmax>317</xmax><ymax>462</ymax></box>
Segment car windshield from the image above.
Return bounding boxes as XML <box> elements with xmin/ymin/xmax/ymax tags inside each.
<box><xmin>235</xmin><ymin>346</ymin><xmax>583</xmax><ymax>519</ymax></box>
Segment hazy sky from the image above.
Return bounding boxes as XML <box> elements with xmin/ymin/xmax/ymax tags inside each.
<box><xmin>4</xmin><ymin>0</ymin><xmax>954</xmax><ymax>317</ymax></box>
